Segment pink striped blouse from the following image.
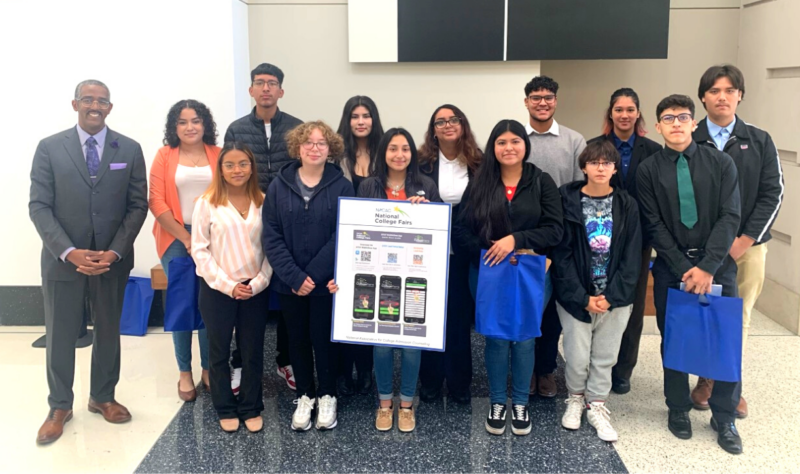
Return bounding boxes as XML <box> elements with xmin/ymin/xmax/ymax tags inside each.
<box><xmin>191</xmin><ymin>196</ymin><xmax>272</xmax><ymax>297</ymax></box>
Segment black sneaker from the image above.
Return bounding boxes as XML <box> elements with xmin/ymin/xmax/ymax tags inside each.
<box><xmin>511</xmin><ymin>404</ymin><xmax>531</xmax><ymax>435</ymax></box>
<box><xmin>485</xmin><ymin>403</ymin><xmax>507</xmax><ymax>435</ymax></box>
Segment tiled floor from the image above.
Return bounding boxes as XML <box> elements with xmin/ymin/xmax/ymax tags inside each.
<box><xmin>0</xmin><ymin>310</ymin><xmax>797</xmax><ymax>474</ymax></box>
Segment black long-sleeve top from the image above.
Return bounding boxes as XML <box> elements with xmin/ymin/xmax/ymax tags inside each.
<box><xmin>636</xmin><ymin>141</ymin><xmax>741</xmax><ymax>278</ymax></box>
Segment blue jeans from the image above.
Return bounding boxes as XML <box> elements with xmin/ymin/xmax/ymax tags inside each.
<box><xmin>161</xmin><ymin>225</ymin><xmax>209</xmax><ymax>372</ymax></box>
<box><xmin>374</xmin><ymin>346</ymin><xmax>421</xmax><ymax>403</ymax></box>
<box><xmin>479</xmin><ymin>268</ymin><xmax>553</xmax><ymax>406</ymax></box>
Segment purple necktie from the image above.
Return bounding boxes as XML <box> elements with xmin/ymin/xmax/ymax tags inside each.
<box><xmin>86</xmin><ymin>136</ymin><xmax>100</xmax><ymax>181</ymax></box>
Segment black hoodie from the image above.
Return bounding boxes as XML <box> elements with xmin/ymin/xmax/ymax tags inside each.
<box><xmin>552</xmin><ymin>181</ymin><xmax>642</xmax><ymax>323</ymax></box>
<box><xmin>263</xmin><ymin>161</ymin><xmax>355</xmax><ymax>295</ymax></box>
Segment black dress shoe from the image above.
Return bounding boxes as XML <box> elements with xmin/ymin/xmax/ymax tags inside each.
<box><xmin>711</xmin><ymin>417</ymin><xmax>743</xmax><ymax>455</ymax></box>
<box><xmin>337</xmin><ymin>376</ymin><xmax>355</xmax><ymax>397</ymax></box>
<box><xmin>356</xmin><ymin>371</ymin><xmax>373</xmax><ymax>395</ymax></box>
<box><xmin>668</xmin><ymin>410</ymin><xmax>692</xmax><ymax>439</ymax></box>
<box><xmin>419</xmin><ymin>386</ymin><xmax>442</xmax><ymax>403</ymax></box>
<box><xmin>611</xmin><ymin>377</ymin><xmax>631</xmax><ymax>395</ymax></box>
<box><xmin>449</xmin><ymin>391</ymin><xmax>472</xmax><ymax>405</ymax></box>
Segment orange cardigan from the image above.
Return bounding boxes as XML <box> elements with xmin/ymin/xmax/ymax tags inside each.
<box><xmin>149</xmin><ymin>144</ymin><xmax>221</xmax><ymax>258</ymax></box>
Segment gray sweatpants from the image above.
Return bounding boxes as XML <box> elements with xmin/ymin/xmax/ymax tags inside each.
<box><xmin>557</xmin><ymin>302</ymin><xmax>632</xmax><ymax>402</ymax></box>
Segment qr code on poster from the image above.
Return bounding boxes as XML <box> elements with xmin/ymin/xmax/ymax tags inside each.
<box><xmin>387</xmin><ymin>253</ymin><xmax>398</xmax><ymax>264</ymax></box>
<box><xmin>360</xmin><ymin>251</ymin><xmax>372</xmax><ymax>262</ymax></box>
<box><xmin>413</xmin><ymin>254</ymin><xmax>423</xmax><ymax>265</ymax></box>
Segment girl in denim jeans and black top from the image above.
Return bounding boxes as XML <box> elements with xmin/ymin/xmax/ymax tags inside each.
<box><xmin>329</xmin><ymin>128</ymin><xmax>441</xmax><ymax>433</ymax></box>
<box><xmin>454</xmin><ymin>119</ymin><xmax>563</xmax><ymax>436</ymax></box>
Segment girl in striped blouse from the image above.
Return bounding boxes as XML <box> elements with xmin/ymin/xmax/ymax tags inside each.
<box><xmin>191</xmin><ymin>142</ymin><xmax>273</xmax><ymax>434</ymax></box>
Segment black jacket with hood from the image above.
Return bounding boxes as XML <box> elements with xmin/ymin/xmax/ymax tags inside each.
<box><xmin>552</xmin><ymin>181</ymin><xmax>642</xmax><ymax>323</ymax></box>
<box><xmin>262</xmin><ymin>161</ymin><xmax>355</xmax><ymax>296</ymax></box>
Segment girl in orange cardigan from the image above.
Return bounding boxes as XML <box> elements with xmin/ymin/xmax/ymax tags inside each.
<box><xmin>149</xmin><ymin>100</ymin><xmax>220</xmax><ymax>402</ymax></box>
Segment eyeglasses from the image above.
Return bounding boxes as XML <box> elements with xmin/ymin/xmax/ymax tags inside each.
<box><xmin>302</xmin><ymin>141</ymin><xmax>329</xmax><ymax>150</ymax></box>
<box><xmin>252</xmin><ymin>80</ymin><xmax>280</xmax><ymax>89</ymax></box>
<box><xmin>222</xmin><ymin>161</ymin><xmax>252</xmax><ymax>170</ymax></box>
<box><xmin>585</xmin><ymin>161</ymin><xmax>616</xmax><ymax>169</ymax></box>
<box><xmin>78</xmin><ymin>97</ymin><xmax>111</xmax><ymax>109</ymax></box>
<box><xmin>527</xmin><ymin>94</ymin><xmax>556</xmax><ymax>104</ymax></box>
<box><xmin>433</xmin><ymin>117</ymin><xmax>461</xmax><ymax>129</ymax></box>
<box><xmin>660</xmin><ymin>113</ymin><xmax>693</xmax><ymax>124</ymax></box>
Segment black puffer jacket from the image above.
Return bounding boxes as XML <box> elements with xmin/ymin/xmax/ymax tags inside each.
<box><xmin>224</xmin><ymin>107</ymin><xmax>302</xmax><ymax>191</ymax></box>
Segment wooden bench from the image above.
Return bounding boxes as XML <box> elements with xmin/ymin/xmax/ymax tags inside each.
<box><xmin>151</xmin><ymin>264</ymin><xmax>168</xmax><ymax>290</ymax></box>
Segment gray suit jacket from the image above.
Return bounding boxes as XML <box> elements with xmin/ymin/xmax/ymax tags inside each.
<box><xmin>29</xmin><ymin>126</ymin><xmax>148</xmax><ymax>281</ymax></box>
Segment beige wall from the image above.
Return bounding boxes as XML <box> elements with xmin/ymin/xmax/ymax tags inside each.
<box><xmin>246</xmin><ymin>4</ymin><xmax>540</xmax><ymax>148</ymax></box>
<box><xmin>738</xmin><ymin>0</ymin><xmax>800</xmax><ymax>334</ymax></box>
<box><xmin>541</xmin><ymin>8</ymin><xmax>741</xmax><ymax>142</ymax></box>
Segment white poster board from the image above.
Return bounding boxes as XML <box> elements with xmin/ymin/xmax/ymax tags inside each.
<box><xmin>332</xmin><ymin>197</ymin><xmax>451</xmax><ymax>351</ymax></box>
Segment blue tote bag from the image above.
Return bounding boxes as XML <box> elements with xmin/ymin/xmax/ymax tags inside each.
<box><xmin>164</xmin><ymin>257</ymin><xmax>205</xmax><ymax>332</ymax></box>
<box><xmin>120</xmin><ymin>276</ymin><xmax>154</xmax><ymax>336</ymax></box>
<box><xmin>475</xmin><ymin>251</ymin><xmax>547</xmax><ymax>342</ymax></box>
<box><xmin>663</xmin><ymin>288</ymin><xmax>743</xmax><ymax>382</ymax></box>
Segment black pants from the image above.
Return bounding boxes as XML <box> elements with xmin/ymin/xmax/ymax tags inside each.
<box><xmin>338</xmin><ymin>343</ymin><xmax>373</xmax><ymax>379</ymax></box>
<box><xmin>652</xmin><ymin>256</ymin><xmax>741</xmax><ymax>424</ymax></box>
<box><xmin>534</xmin><ymin>295</ymin><xmax>561</xmax><ymax>376</ymax></box>
<box><xmin>279</xmin><ymin>293</ymin><xmax>337</xmax><ymax>398</ymax></box>
<box><xmin>231</xmin><ymin>297</ymin><xmax>290</xmax><ymax>369</ymax></box>
<box><xmin>420</xmin><ymin>252</ymin><xmax>473</xmax><ymax>396</ymax></box>
<box><xmin>199</xmin><ymin>279</ymin><xmax>269</xmax><ymax>420</ymax></box>
<box><xmin>612</xmin><ymin>246</ymin><xmax>652</xmax><ymax>382</ymax></box>
<box><xmin>43</xmin><ymin>274</ymin><xmax>128</xmax><ymax>410</ymax></box>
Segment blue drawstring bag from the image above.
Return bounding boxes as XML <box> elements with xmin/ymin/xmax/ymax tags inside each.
<box><xmin>475</xmin><ymin>251</ymin><xmax>547</xmax><ymax>341</ymax></box>
<box><xmin>120</xmin><ymin>276</ymin><xmax>154</xmax><ymax>336</ymax></box>
<box><xmin>164</xmin><ymin>257</ymin><xmax>205</xmax><ymax>332</ymax></box>
<box><xmin>663</xmin><ymin>288</ymin><xmax>743</xmax><ymax>382</ymax></box>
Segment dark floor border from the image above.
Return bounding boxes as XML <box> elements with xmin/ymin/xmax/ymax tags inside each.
<box><xmin>0</xmin><ymin>285</ymin><xmax>164</xmax><ymax>327</ymax></box>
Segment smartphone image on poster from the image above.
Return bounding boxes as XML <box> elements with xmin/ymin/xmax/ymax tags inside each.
<box><xmin>403</xmin><ymin>277</ymin><xmax>427</xmax><ymax>324</ymax></box>
<box><xmin>353</xmin><ymin>274</ymin><xmax>376</xmax><ymax>319</ymax></box>
<box><xmin>379</xmin><ymin>276</ymin><xmax>402</xmax><ymax>322</ymax></box>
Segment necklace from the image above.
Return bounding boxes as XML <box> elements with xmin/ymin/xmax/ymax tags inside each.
<box><xmin>180</xmin><ymin>149</ymin><xmax>204</xmax><ymax>167</ymax></box>
<box><xmin>388</xmin><ymin>181</ymin><xmax>405</xmax><ymax>197</ymax></box>
<box><xmin>231</xmin><ymin>200</ymin><xmax>250</xmax><ymax>217</ymax></box>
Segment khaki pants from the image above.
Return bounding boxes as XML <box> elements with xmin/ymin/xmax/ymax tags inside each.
<box><xmin>736</xmin><ymin>243</ymin><xmax>768</xmax><ymax>354</ymax></box>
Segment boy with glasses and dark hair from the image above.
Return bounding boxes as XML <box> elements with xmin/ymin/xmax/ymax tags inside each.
<box><xmin>690</xmin><ymin>64</ymin><xmax>784</xmax><ymax>419</ymax></box>
<box><xmin>637</xmin><ymin>94</ymin><xmax>744</xmax><ymax>455</ymax></box>
<box><xmin>224</xmin><ymin>63</ymin><xmax>303</xmax><ymax>395</ymax></box>
<box><xmin>523</xmin><ymin>75</ymin><xmax>587</xmax><ymax>398</ymax></box>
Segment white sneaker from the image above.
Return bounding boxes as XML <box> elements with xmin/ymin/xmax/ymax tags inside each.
<box><xmin>231</xmin><ymin>367</ymin><xmax>242</xmax><ymax>396</ymax></box>
<box><xmin>586</xmin><ymin>401</ymin><xmax>618</xmax><ymax>442</ymax></box>
<box><xmin>277</xmin><ymin>365</ymin><xmax>297</xmax><ymax>391</ymax></box>
<box><xmin>315</xmin><ymin>395</ymin><xmax>338</xmax><ymax>430</ymax></box>
<box><xmin>292</xmin><ymin>395</ymin><xmax>315</xmax><ymax>431</ymax></box>
<box><xmin>562</xmin><ymin>394</ymin><xmax>585</xmax><ymax>430</ymax></box>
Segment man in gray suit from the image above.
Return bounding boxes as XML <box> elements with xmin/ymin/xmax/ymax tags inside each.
<box><xmin>29</xmin><ymin>80</ymin><xmax>148</xmax><ymax>445</ymax></box>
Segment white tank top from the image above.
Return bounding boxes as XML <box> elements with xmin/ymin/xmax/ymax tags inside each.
<box><xmin>175</xmin><ymin>164</ymin><xmax>212</xmax><ymax>225</ymax></box>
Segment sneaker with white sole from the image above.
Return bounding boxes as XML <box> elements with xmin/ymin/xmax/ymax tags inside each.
<box><xmin>510</xmin><ymin>404</ymin><xmax>531</xmax><ymax>435</ymax></box>
<box><xmin>586</xmin><ymin>401</ymin><xmax>618</xmax><ymax>442</ymax></box>
<box><xmin>562</xmin><ymin>394</ymin><xmax>585</xmax><ymax>430</ymax></box>
<box><xmin>315</xmin><ymin>395</ymin><xmax>338</xmax><ymax>430</ymax></box>
<box><xmin>485</xmin><ymin>403</ymin><xmax>507</xmax><ymax>435</ymax></box>
<box><xmin>292</xmin><ymin>395</ymin><xmax>315</xmax><ymax>431</ymax></box>
<box><xmin>231</xmin><ymin>367</ymin><xmax>242</xmax><ymax>396</ymax></box>
<box><xmin>277</xmin><ymin>365</ymin><xmax>297</xmax><ymax>391</ymax></box>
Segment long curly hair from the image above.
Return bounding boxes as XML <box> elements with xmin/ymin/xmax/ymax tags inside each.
<box><xmin>163</xmin><ymin>99</ymin><xmax>218</xmax><ymax>148</ymax></box>
<box><xmin>418</xmin><ymin>104</ymin><xmax>482</xmax><ymax>173</ymax></box>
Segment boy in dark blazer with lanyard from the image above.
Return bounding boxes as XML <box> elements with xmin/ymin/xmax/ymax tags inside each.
<box><xmin>29</xmin><ymin>80</ymin><xmax>148</xmax><ymax>445</ymax></box>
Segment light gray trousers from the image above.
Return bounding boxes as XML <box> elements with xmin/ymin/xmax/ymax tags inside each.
<box><xmin>557</xmin><ymin>302</ymin><xmax>632</xmax><ymax>402</ymax></box>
